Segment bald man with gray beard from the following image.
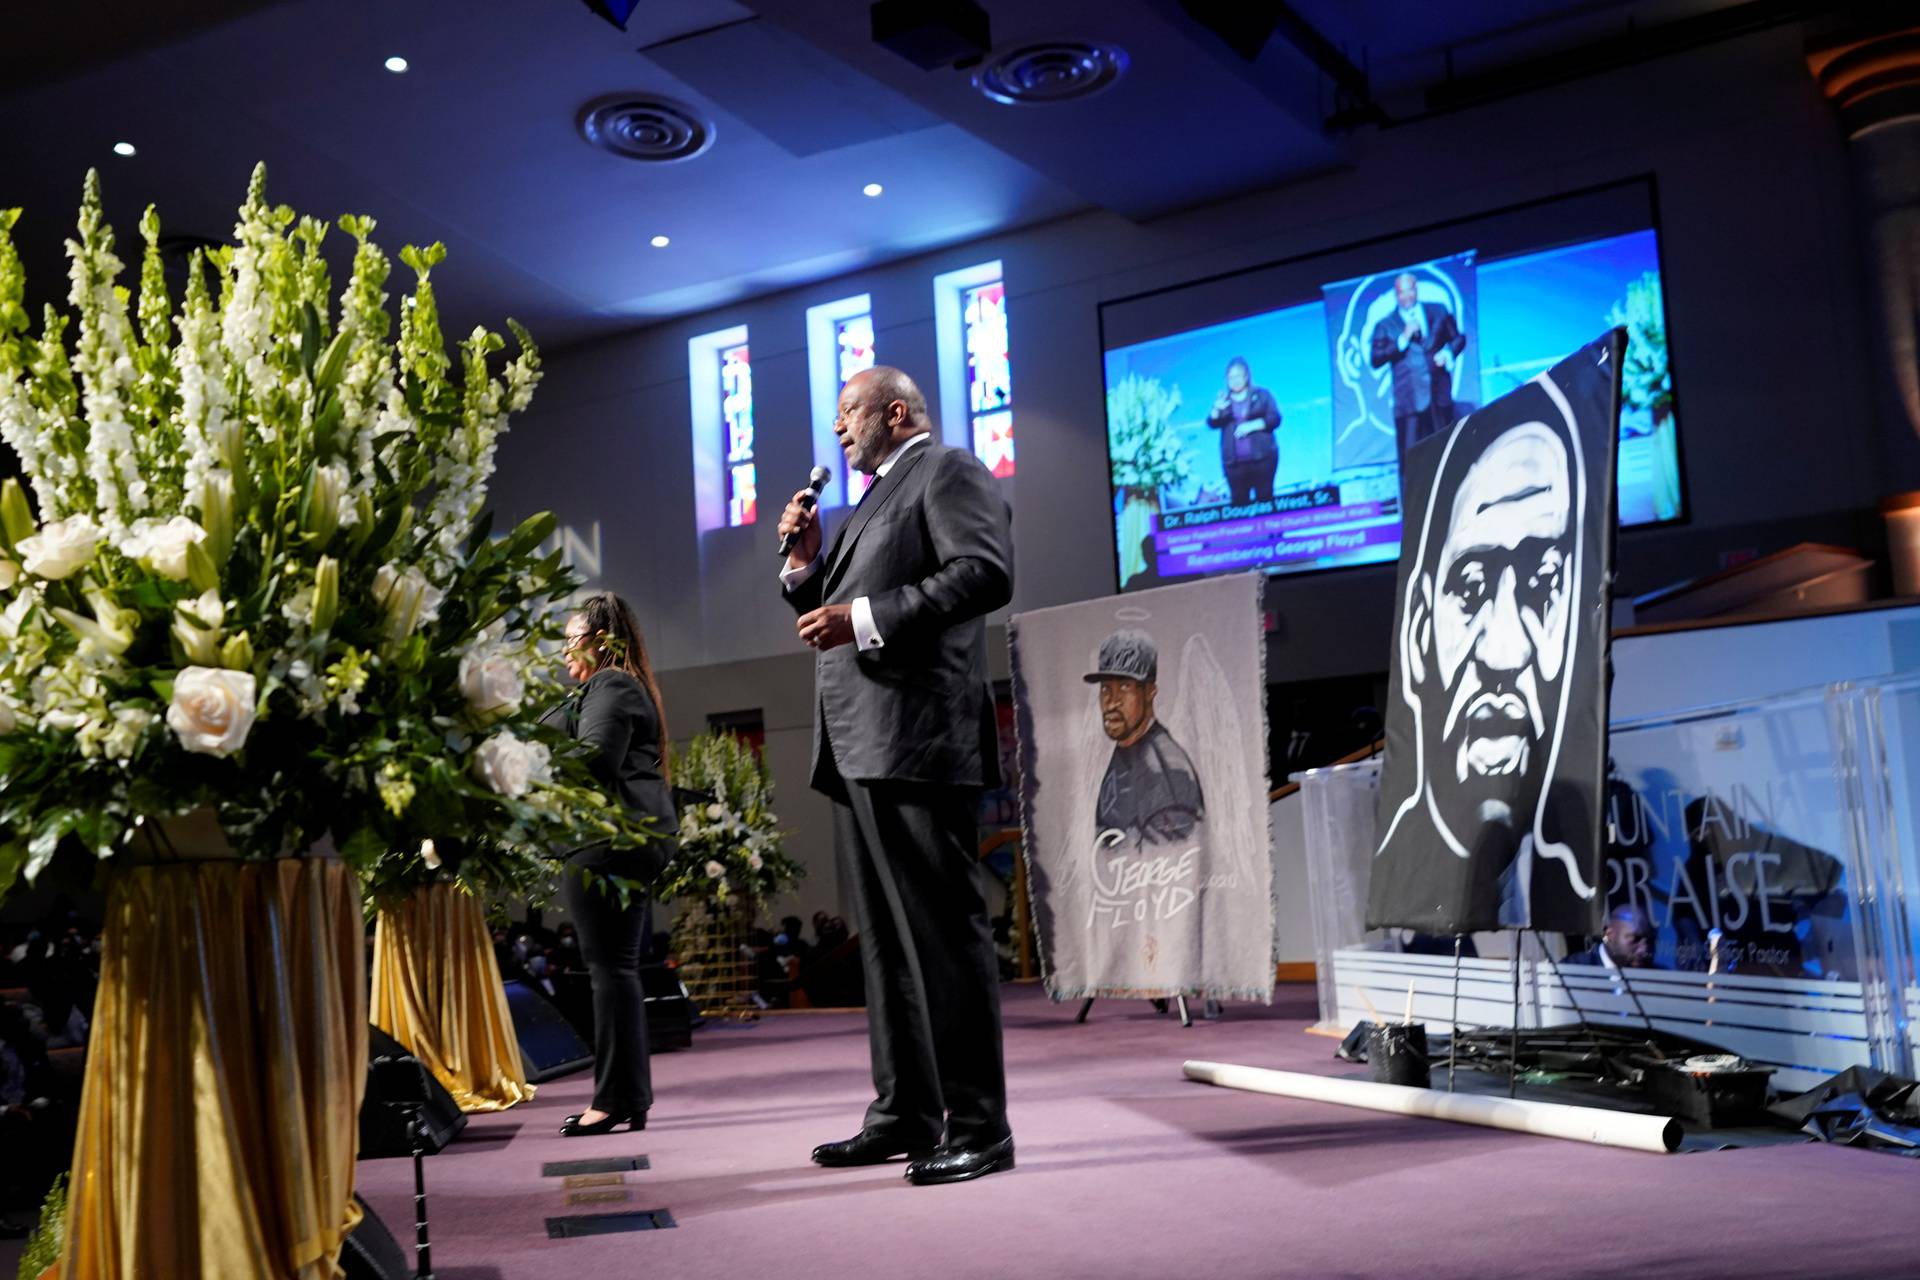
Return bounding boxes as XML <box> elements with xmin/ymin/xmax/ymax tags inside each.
<box><xmin>777</xmin><ymin>366</ymin><xmax>1017</xmax><ymax>1186</ymax></box>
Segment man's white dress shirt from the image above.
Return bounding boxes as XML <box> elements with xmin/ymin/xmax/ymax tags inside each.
<box><xmin>779</xmin><ymin>431</ymin><xmax>932</xmax><ymax>652</ymax></box>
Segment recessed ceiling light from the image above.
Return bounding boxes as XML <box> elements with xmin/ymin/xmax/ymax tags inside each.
<box><xmin>650</xmin><ymin>234</ymin><xmax>670</xmax><ymax>248</ymax></box>
<box><xmin>112</xmin><ymin>141</ymin><xmax>136</xmax><ymax>157</ymax></box>
<box><xmin>384</xmin><ymin>55</ymin><xmax>409</xmax><ymax>73</ymax></box>
<box><xmin>862</xmin><ymin>183</ymin><xmax>884</xmax><ymax>198</ymax></box>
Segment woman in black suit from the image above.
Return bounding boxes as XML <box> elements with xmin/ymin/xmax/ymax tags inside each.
<box><xmin>547</xmin><ymin>591</ymin><xmax>677</xmax><ymax>1137</ymax></box>
<box><xmin>1205</xmin><ymin>356</ymin><xmax>1283</xmax><ymax>503</ymax></box>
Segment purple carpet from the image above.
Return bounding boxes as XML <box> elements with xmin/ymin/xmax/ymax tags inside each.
<box><xmin>355</xmin><ymin>983</ymin><xmax>1918</xmax><ymax>1280</ymax></box>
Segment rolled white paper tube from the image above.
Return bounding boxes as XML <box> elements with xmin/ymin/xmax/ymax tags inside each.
<box><xmin>1183</xmin><ymin>1060</ymin><xmax>1680</xmax><ymax>1154</ymax></box>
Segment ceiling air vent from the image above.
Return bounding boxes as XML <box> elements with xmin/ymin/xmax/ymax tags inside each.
<box><xmin>971</xmin><ymin>41</ymin><xmax>1128</xmax><ymax>106</ymax></box>
<box><xmin>577</xmin><ymin>95</ymin><xmax>714</xmax><ymax>162</ymax></box>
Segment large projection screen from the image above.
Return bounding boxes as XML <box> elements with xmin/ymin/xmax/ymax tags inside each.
<box><xmin>1100</xmin><ymin>179</ymin><xmax>1684</xmax><ymax>593</ymax></box>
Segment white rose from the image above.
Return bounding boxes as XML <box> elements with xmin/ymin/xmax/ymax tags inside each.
<box><xmin>705</xmin><ymin>860</ymin><xmax>725</xmax><ymax>879</ymax></box>
<box><xmin>120</xmin><ymin>516</ymin><xmax>207</xmax><ymax>581</ymax></box>
<box><xmin>747</xmin><ymin>852</ymin><xmax>764</xmax><ymax>871</ymax></box>
<box><xmin>166</xmin><ymin>666</ymin><xmax>258</xmax><ymax>757</ymax></box>
<box><xmin>420</xmin><ymin>838</ymin><xmax>442</xmax><ymax>870</ymax></box>
<box><xmin>472</xmin><ymin>730</ymin><xmax>541</xmax><ymax>798</ymax></box>
<box><xmin>18</xmin><ymin>515</ymin><xmax>103</xmax><ymax>580</ymax></box>
<box><xmin>458</xmin><ymin>648</ymin><xmax>524</xmax><ymax>718</ymax></box>
<box><xmin>706</xmin><ymin>803</ymin><xmax>725</xmax><ymax>820</ymax></box>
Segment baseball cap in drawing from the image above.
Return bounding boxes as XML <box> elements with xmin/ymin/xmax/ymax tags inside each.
<box><xmin>1083</xmin><ymin>629</ymin><xmax>1158</xmax><ymax>684</ymax></box>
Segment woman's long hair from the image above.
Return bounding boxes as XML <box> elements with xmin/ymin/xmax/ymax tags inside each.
<box><xmin>576</xmin><ymin>591</ymin><xmax>670</xmax><ymax>781</ymax></box>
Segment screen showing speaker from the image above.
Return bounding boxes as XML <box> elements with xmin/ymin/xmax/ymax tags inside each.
<box><xmin>1101</xmin><ymin>181</ymin><xmax>1682</xmax><ymax>591</ymax></box>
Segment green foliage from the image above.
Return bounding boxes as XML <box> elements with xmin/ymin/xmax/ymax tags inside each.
<box><xmin>1106</xmin><ymin>373</ymin><xmax>1192</xmax><ymax>497</ymax></box>
<box><xmin>1607</xmin><ymin>270</ymin><xmax>1673</xmax><ymax>424</ymax></box>
<box><xmin>660</xmin><ymin>732</ymin><xmax>802</xmax><ymax>907</ymax></box>
<box><xmin>17</xmin><ymin>1173</ymin><xmax>67</xmax><ymax>1280</ymax></box>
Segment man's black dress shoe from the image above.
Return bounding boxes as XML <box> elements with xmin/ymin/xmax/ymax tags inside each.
<box><xmin>905</xmin><ymin>1136</ymin><xmax>1015</xmax><ymax>1185</ymax></box>
<box><xmin>811</xmin><ymin>1131</ymin><xmax>936</xmax><ymax>1167</ymax></box>
<box><xmin>559</xmin><ymin>1111</ymin><xmax>644</xmax><ymax>1136</ymax></box>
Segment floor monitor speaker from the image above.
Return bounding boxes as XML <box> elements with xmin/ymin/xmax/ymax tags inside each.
<box><xmin>503</xmin><ymin>977</ymin><xmax>594</xmax><ymax>1082</ymax></box>
<box><xmin>340</xmin><ymin>1194</ymin><xmax>409</xmax><ymax>1280</ymax></box>
<box><xmin>360</xmin><ymin>1024</ymin><xmax>467</xmax><ymax>1159</ymax></box>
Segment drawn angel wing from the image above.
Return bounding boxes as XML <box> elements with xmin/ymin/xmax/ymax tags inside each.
<box><xmin>1162</xmin><ymin>630</ymin><xmax>1274</xmax><ymax>994</ymax></box>
<box><xmin>1164</xmin><ymin>633</ymin><xmax>1261</xmax><ymax>887</ymax></box>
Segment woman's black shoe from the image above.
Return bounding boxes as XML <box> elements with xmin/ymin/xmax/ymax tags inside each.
<box><xmin>559</xmin><ymin>1110</ymin><xmax>645</xmax><ymax>1136</ymax></box>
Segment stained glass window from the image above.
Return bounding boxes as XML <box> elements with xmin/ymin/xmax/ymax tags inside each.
<box><xmin>964</xmin><ymin>279</ymin><xmax>1013</xmax><ymax>477</ymax></box>
<box><xmin>835</xmin><ymin>311</ymin><xmax>878</xmax><ymax>501</ymax></box>
<box><xmin>722</xmin><ymin>342</ymin><xmax>756</xmax><ymax>527</ymax></box>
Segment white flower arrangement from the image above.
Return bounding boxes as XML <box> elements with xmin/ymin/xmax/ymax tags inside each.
<box><xmin>657</xmin><ymin>731</ymin><xmax>801</xmax><ymax>908</ymax></box>
<box><xmin>0</xmin><ymin>167</ymin><xmax>661</xmax><ymax>901</ymax></box>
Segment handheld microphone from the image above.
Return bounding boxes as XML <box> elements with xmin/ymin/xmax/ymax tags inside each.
<box><xmin>777</xmin><ymin>465</ymin><xmax>833</xmax><ymax>558</ymax></box>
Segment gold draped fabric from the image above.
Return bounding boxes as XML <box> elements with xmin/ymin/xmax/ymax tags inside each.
<box><xmin>61</xmin><ymin>857</ymin><xmax>366</xmax><ymax>1280</ymax></box>
<box><xmin>371</xmin><ymin>882</ymin><xmax>534</xmax><ymax>1113</ymax></box>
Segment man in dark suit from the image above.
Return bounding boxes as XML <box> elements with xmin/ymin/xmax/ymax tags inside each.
<box><xmin>1369</xmin><ymin>272</ymin><xmax>1467</xmax><ymax>453</ymax></box>
<box><xmin>777</xmin><ymin>365</ymin><xmax>1016</xmax><ymax>1186</ymax></box>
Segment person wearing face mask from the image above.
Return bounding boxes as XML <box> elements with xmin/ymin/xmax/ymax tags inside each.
<box><xmin>541</xmin><ymin>591</ymin><xmax>678</xmax><ymax>1137</ymax></box>
<box><xmin>1205</xmin><ymin>357</ymin><xmax>1282</xmax><ymax>504</ymax></box>
<box><xmin>776</xmin><ymin>365</ymin><xmax>1016</xmax><ymax>1186</ymax></box>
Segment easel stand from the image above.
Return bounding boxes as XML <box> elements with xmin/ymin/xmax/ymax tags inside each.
<box><xmin>1075</xmin><ymin>995</ymin><xmax>1220</xmax><ymax>1027</ymax></box>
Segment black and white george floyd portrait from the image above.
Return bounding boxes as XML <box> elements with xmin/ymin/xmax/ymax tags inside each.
<box><xmin>1368</xmin><ymin>331</ymin><xmax>1625</xmax><ymax>936</ymax></box>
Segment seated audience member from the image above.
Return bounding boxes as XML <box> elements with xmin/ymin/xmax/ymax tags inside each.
<box><xmin>0</xmin><ymin>1000</ymin><xmax>65</xmax><ymax>1226</ymax></box>
<box><xmin>1566</xmin><ymin>905</ymin><xmax>1656</xmax><ymax>971</ymax></box>
<box><xmin>798</xmin><ymin>917</ymin><xmax>864</xmax><ymax>1009</ymax></box>
<box><xmin>554</xmin><ymin>922</ymin><xmax>583</xmax><ymax>974</ymax></box>
<box><xmin>773</xmin><ymin>915</ymin><xmax>812</xmax><ymax>963</ymax></box>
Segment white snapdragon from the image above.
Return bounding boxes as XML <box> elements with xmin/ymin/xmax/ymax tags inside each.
<box><xmin>222</xmin><ymin>180</ymin><xmax>274</xmax><ymax>413</ymax></box>
<box><xmin>0</xmin><ymin>558</ymin><xmax>17</xmax><ymax>590</ymax></box>
<box><xmin>166</xmin><ymin>666</ymin><xmax>257</xmax><ymax>757</ymax></box>
<box><xmin>0</xmin><ymin>694</ymin><xmax>17</xmax><ymax>735</ymax></box>
<box><xmin>0</xmin><ymin>379</ymin><xmax>55</xmax><ymax>517</ymax></box>
<box><xmin>18</xmin><ymin>514</ymin><xmax>102</xmax><ymax>579</ymax></box>
<box><xmin>66</xmin><ymin>177</ymin><xmax>148</xmax><ymax>542</ymax></box>
<box><xmin>119</xmin><ymin>515</ymin><xmax>207</xmax><ymax>580</ymax></box>
<box><xmin>471</xmin><ymin>730</ymin><xmax>550</xmax><ymax>799</ymax></box>
<box><xmin>175</xmin><ymin>255</ymin><xmax>231</xmax><ymax>504</ymax></box>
